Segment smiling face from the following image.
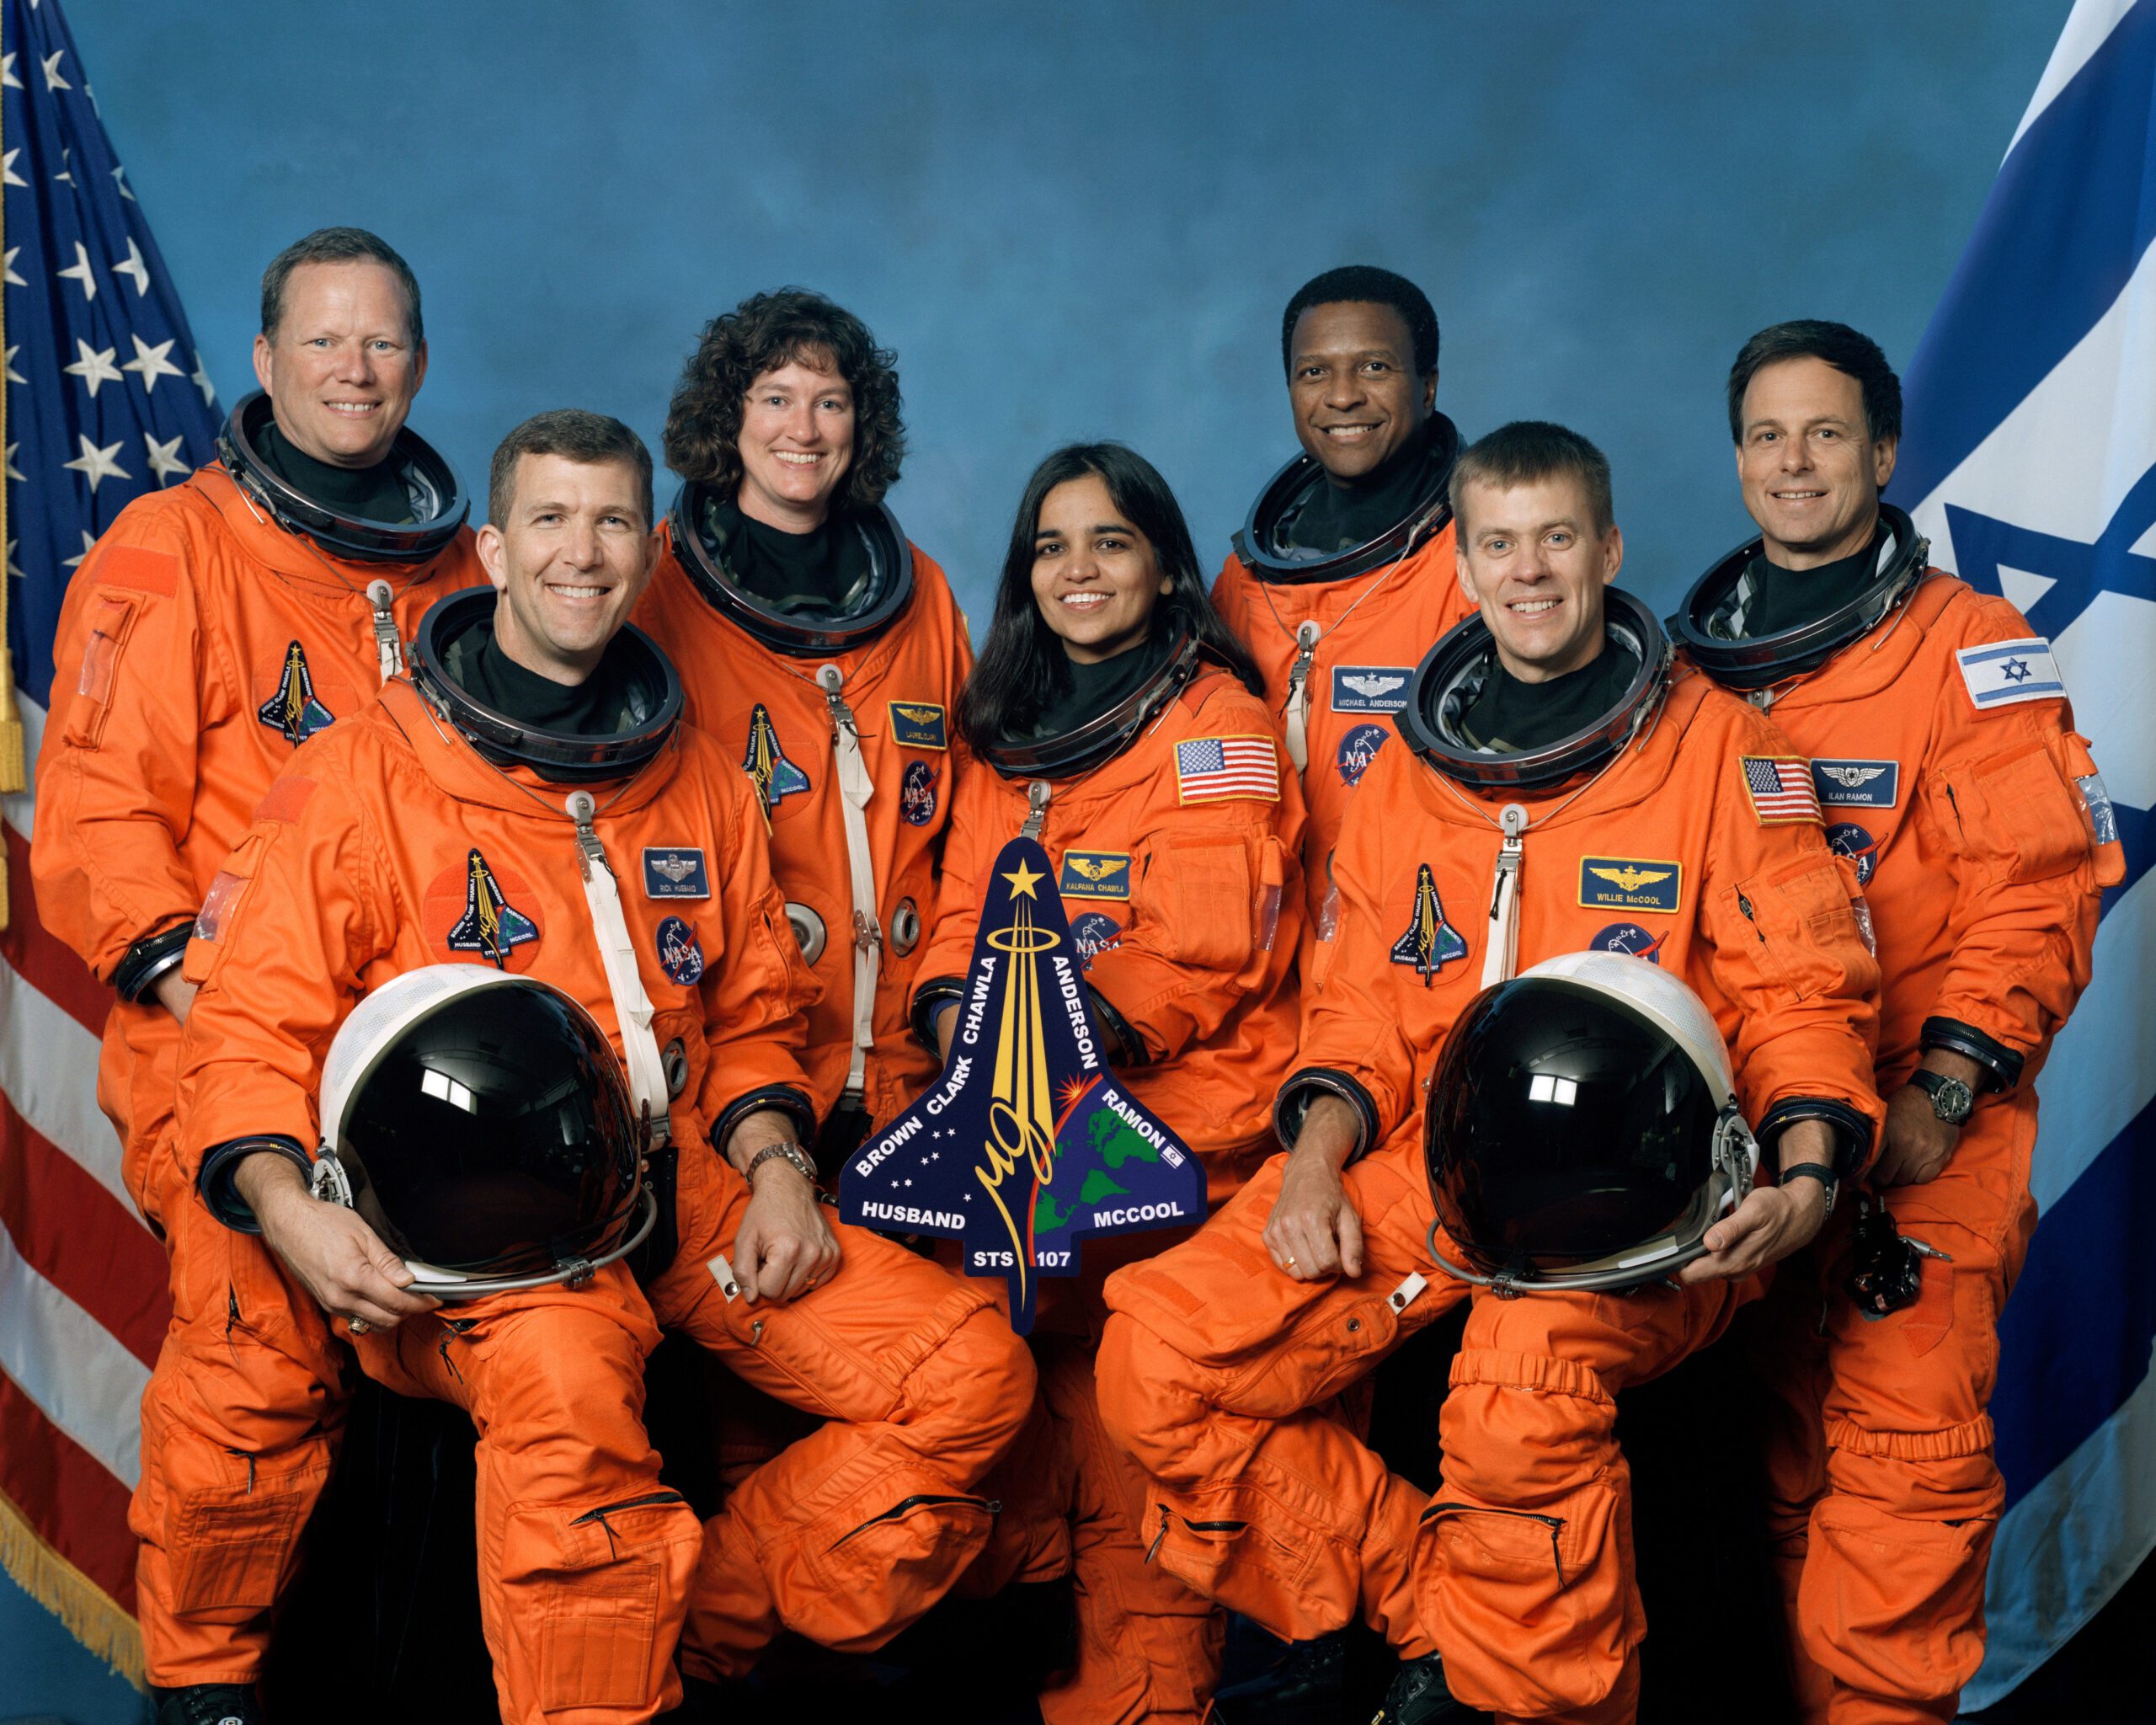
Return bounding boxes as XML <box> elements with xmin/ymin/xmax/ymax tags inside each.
<box><xmin>734</xmin><ymin>353</ymin><xmax>857</xmax><ymax>532</ymax></box>
<box><xmin>1029</xmin><ymin>473</ymin><xmax>1173</xmax><ymax>665</ymax></box>
<box><xmin>1287</xmin><ymin>299</ymin><xmax>1435</xmax><ymax>484</ymax></box>
<box><xmin>478</xmin><ymin>453</ymin><xmax>659</xmax><ymax>685</ymax></box>
<box><xmin>252</xmin><ymin>260</ymin><xmax>425</xmax><ymax>469</ymax></box>
<box><xmin>1455</xmin><ymin>473</ymin><xmax>1622</xmax><ymax>683</ymax></box>
<box><xmin>1737</xmin><ymin>355</ymin><xmax>1897</xmax><ymax>569</ymax></box>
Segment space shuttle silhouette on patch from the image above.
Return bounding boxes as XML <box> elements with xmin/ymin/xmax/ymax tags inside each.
<box><xmin>257</xmin><ymin>640</ymin><xmax>336</xmax><ymax>745</ymax></box>
<box><xmin>446</xmin><ymin>848</ymin><xmax>539</xmax><ymax>969</ymax></box>
<box><xmin>839</xmin><ymin>837</ymin><xmax>1203</xmax><ymax>1334</ymax></box>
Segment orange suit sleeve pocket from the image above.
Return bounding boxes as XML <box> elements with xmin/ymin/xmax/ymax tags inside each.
<box><xmin>1729</xmin><ymin>854</ymin><xmax>1870</xmax><ymax>1003</ymax></box>
<box><xmin>1938</xmin><ymin>738</ymin><xmax>2092</xmax><ymax>887</ymax></box>
<box><xmin>183</xmin><ymin>830</ymin><xmax>270</xmax><ymax>981</ymax></box>
<box><xmin>62</xmin><ymin>591</ymin><xmax>141</xmax><ymax>750</ymax></box>
<box><xmin>1156</xmin><ymin>836</ymin><xmax>1254</xmax><ymax>971</ymax></box>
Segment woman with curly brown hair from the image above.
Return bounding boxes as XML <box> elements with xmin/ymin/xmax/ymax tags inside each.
<box><xmin>636</xmin><ymin>287</ymin><xmax>972</xmax><ymax>1164</ymax></box>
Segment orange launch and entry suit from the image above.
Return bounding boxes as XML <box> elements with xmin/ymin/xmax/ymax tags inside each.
<box><xmin>912</xmin><ymin>665</ymin><xmax>1306</xmax><ymax>1724</ymax></box>
<box><xmin>1209</xmin><ymin>520</ymin><xmax>1470</xmax><ymax>945</ymax></box>
<box><xmin>157</xmin><ymin>671</ymin><xmax>1035</xmax><ymax>1723</ymax></box>
<box><xmin>633</xmin><ymin>526</ymin><xmax>969</xmax><ymax>1138</ymax></box>
<box><xmin>1097</xmin><ymin>661</ymin><xmax>1886</xmax><ymax>1724</ymax></box>
<box><xmin>28</xmin><ymin>460</ymin><xmax>484</xmax><ymax>1691</ymax></box>
<box><xmin>1694</xmin><ymin>575</ymin><xmax>2121</xmax><ymax>1725</ymax></box>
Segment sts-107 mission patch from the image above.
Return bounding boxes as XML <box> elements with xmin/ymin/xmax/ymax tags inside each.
<box><xmin>839</xmin><ymin>837</ymin><xmax>1203</xmax><ymax>1333</ymax></box>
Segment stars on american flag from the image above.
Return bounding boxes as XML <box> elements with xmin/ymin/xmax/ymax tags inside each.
<box><xmin>3</xmin><ymin>247</ymin><xmax>23</xmax><ymax>286</ymax></box>
<box><xmin>124</xmin><ymin>333</ymin><xmax>181</xmax><ymax>390</ymax></box>
<box><xmin>61</xmin><ymin>433</ymin><xmax>129</xmax><ymax>493</ymax></box>
<box><xmin>63</xmin><ymin>338</ymin><xmax>120</xmax><ymax>396</ymax></box>
<box><xmin>112</xmin><ymin>236</ymin><xmax>148</xmax><ymax>295</ymax></box>
<box><xmin>0</xmin><ymin>52</ymin><xmax>18</xmax><ymax>90</ymax></box>
<box><xmin>40</xmin><ymin>47</ymin><xmax>68</xmax><ymax>91</ymax></box>
<box><xmin>191</xmin><ymin>350</ymin><xmax>217</xmax><ymax>406</ymax></box>
<box><xmin>143</xmin><ymin>432</ymin><xmax>189</xmax><ymax>484</ymax></box>
<box><xmin>1</xmin><ymin>149</ymin><xmax>23</xmax><ymax>189</ymax></box>
<box><xmin>55</xmin><ymin>238</ymin><xmax>96</xmax><ymax>298</ymax></box>
<box><xmin>61</xmin><ymin>529</ymin><xmax>97</xmax><ymax>570</ymax></box>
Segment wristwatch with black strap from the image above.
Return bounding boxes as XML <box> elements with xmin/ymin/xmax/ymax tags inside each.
<box><xmin>1908</xmin><ymin>1068</ymin><xmax>1977</xmax><ymax>1126</ymax></box>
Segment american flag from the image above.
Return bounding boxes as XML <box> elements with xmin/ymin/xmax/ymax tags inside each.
<box><xmin>1174</xmin><ymin>734</ymin><xmax>1279</xmax><ymax>804</ymax></box>
<box><xmin>3</xmin><ymin>0</ymin><xmax>220</xmax><ymax>1682</ymax></box>
<box><xmin>1739</xmin><ymin>755</ymin><xmax>1822</xmax><ymax>825</ymax></box>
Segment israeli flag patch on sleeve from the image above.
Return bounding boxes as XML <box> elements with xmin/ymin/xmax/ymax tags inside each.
<box><xmin>1956</xmin><ymin>638</ymin><xmax>2066</xmax><ymax>710</ymax></box>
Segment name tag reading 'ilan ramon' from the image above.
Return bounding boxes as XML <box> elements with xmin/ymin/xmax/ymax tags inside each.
<box><xmin>839</xmin><ymin>838</ymin><xmax>1203</xmax><ymax>1333</ymax></box>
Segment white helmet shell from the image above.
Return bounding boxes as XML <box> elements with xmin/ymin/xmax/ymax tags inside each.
<box><xmin>1518</xmin><ymin>950</ymin><xmax>1737</xmax><ymax>1103</ymax></box>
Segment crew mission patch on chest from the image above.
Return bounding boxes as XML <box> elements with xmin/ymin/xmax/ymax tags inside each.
<box><xmin>741</xmin><ymin>702</ymin><xmax>810</xmax><ymax>818</ymax></box>
<box><xmin>428</xmin><ymin>848</ymin><xmax>543</xmax><ymax>971</ymax></box>
<box><xmin>257</xmin><ymin>640</ymin><xmax>336</xmax><ymax>746</ymax></box>
<box><xmin>642</xmin><ymin>847</ymin><xmax>711</xmax><ymax>899</ymax></box>
<box><xmin>1330</xmin><ymin>666</ymin><xmax>1413</xmax><ymax>713</ymax></box>
<box><xmin>1390</xmin><ymin>862</ymin><xmax>1468</xmax><ymax>983</ymax></box>
<box><xmin>1811</xmin><ymin>759</ymin><xmax>1899</xmax><ymax>809</ymax></box>
<box><xmin>1059</xmin><ymin>851</ymin><xmax>1132</xmax><ymax>900</ymax></box>
<box><xmin>1579</xmin><ymin>857</ymin><xmax>1682</xmax><ymax>914</ymax></box>
<box><xmin>889</xmin><ymin>701</ymin><xmax>949</xmax><ymax>750</ymax></box>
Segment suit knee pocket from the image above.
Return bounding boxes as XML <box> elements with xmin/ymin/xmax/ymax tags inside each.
<box><xmin>168</xmin><ymin>1482</ymin><xmax>313</xmax><ymax>1613</ymax></box>
<box><xmin>1421</xmin><ymin>1482</ymin><xmax>1618</xmax><ymax>1592</ymax></box>
<box><xmin>528</xmin><ymin>1493</ymin><xmax>697</xmax><ymax>1713</ymax></box>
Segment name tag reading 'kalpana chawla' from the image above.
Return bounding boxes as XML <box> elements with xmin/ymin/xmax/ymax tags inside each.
<box><xmin>838</xmin><ymin>836</ymin><xmax>1203</xmax><ymax>1334</ymax></box>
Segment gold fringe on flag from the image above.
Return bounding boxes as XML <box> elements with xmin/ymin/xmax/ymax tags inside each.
<box><xmin>0</xmin><ymin>73</ymin><xmax>24</xmax><ymax>937</ymax></box>
<box><xmin>0</xmin><ymin>1485</ymin><xmax>147</xmax><ymax>1690</ymax></box>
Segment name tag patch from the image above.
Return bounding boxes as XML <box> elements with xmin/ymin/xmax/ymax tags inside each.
<box><xmin>1331</xmin><ymin>666</ymin><xmax>1413</xmax><ymax>713</ymax></box>
<box><xmin>643</xmin><ymin>847</ymin><xmax>711</xmax><ymax>899</ymax></box>
<box><xmin>889</xmin><ymin>701</ymin><xmax>949</xmax><ymax>750</ymax></box>
<box><xmin>1956</xmin><ymin>638</ymin><xmax>2065</xmax><ymax>710</ymax></box>
<box><xmin>1811</xmin><ymin>758</ymin><xmax>1899</xmax><ymax>808</ymax></box>
<box><xmin>1579</xmin><ymin>857</ymin><xmax>1682</xmax><ymax>914</ymax></box>
<box><xmin>1059</xmin><ymin>851</ymin><xmax>1133</xmax><ymax>900</ymax></box>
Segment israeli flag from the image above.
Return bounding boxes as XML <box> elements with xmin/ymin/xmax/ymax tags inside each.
<box><xmin>1891</xmin><ymin>0</ymin><xmax>2156</xmax><ymax>1706</ymax></box>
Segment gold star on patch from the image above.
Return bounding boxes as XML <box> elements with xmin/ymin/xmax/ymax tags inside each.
<box><xmin>1001</xmin><ymin>859</ymin><xmax>1045</xmax><ymax>900</ymax></box>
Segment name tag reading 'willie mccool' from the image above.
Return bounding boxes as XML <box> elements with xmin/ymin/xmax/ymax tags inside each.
<box><xmin>837</xmin><ymin>837</ymin><xmax>1202</xmax><ymax>1334</ymax></box>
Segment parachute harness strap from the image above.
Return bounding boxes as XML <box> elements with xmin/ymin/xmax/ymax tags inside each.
<box><xmin>1482</xmin><ymin>803</ymin><xmax>1529</xmax><ymax>987</ymax></box>
<box><xmin>1255</xmin><ymin>552</ymin><xmax>1413</xmax><ymax>777</ymax></box>
<box><xmin>818</xmin><ymin>664</ymin><xmax>880</xmax><ymax>1103</ymax></box>
<box><xmin>567</xmin><ymin>789</ymin><xmax>672</xmax><ymax>1147</ymax></box>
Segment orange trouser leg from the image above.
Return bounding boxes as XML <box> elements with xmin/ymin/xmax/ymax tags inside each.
<box><xmin>1036</xmin><ymin>1338</ymin><xmax>1224</xmax><ymax>1725</ymax></box>
<box><xmin>1753</xmin><ymin>1245</ymin><xmax>1838</xmax><ymax>1724</ymax></box>
<box><xmin>652</xmin><ymin>1155</ymin><xmax>1038</xmax><ymax>1680</ymax></box>
<box><xmin>1097</xmin><ymin>1146</ymin><xmax>1461</xmax><ymax>1654</ymax></box>
<box><xmin>361</xmin><ymin>1267</ymin><xmax>701</xmax><ymax>1725</ymax></box>
<box><xmin>1415</xmin><ymin>1274</ymin><xmax>1759</xmax><ymax>1724</ymax></box>
<box><xmin>1793</xmin><ymin>1100</ymin><xmax>2037</xmax><ymax>1725</ymax></box>
<box><xmin>131</xmin><ymin>1197</ymin><xmax>347</xmax><ymax>1687</ymax></box>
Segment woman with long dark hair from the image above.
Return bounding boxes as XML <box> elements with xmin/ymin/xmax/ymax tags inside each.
<box><xmin>915</xmin><ymin>443</ymin><xmax>1305</xmax><ymax>1725</ymax></box>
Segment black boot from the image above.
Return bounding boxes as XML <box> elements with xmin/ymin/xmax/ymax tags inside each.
<box><xmin>1369</xmin><ymin>1652</ymin><xmax>1484</xmax><ymax>1724</ymax></box>
<box><xmin>1209</xmin><ymin>1625</ymin><xmax>1351</xmax><ymax>1722</ymax></box>
<box><xmin>150</xmin><ymin>1686</ymin><xmax>263</xmax><ymax>1725</ymax></box>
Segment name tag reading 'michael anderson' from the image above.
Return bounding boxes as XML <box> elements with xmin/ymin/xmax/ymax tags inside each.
<box><xmin>838</xmin><ymin>836</ymin><xmax>1203</xmax><ymax>1334</ymax></box>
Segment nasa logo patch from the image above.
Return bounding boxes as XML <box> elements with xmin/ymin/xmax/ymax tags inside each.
<box><xmin>901</xmin><ymin>760</ymin><xmax>940</xmax><ymax>827</ymax></box>
<box><xmin>642</xmin><ymin>847</ymin><xmax>710</xmax><ymax>899</ymax></box>
<box><xmin>1826</xmin><ymin>822</ymin><xmax>1880</xmax><ymax>887</ymax></box>
<box><xmin>1070</xmin><ymin>911</ymin><xmax>1123</xmax><ymax>969</ymax></box>
<box><xmin>1337</xmin><ymin>722</ymin><xmax>1388</xmax><ymax>786</ymax></box>
<box><xmin>1331</xmin><ymin>666</ymin><xmax>1413</xmax><ymax>713</ymax></box>
<box><xmin>1811</xmin><ymin>758</ymin><xmax>1899</xmax><ymax>809</ymax></box>
<box><xmin>1589</xmin><ymin>921</ymin><xmax>1666</xmax><ymax>964</ymax></box>
<box><xmin>426</xmin><ymin>849</ymin><xmax>544</xmax><ymax>972</ymax></box>
<box><xmin>654</xmin><ymin>916</ymin><xmax>706</xmax><ymax>985</ymax></box>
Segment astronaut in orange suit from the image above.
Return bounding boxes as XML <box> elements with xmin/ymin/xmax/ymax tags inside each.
<box><xmin>1672</xmin><ymin>322</ymin><xmax>2121</xmax><ymax>1725</ymax></box>
<box><xmin>27</xmin><ymin>227</ymin><xmax>486</xmax><ymax>1717</ymax></box>
<box><xmin>908</xmin><ymin>442</ymin><xmax>1305</xmax><ymax>1723</ymax></box>
<box><xmin>1208</xmin><ymin>265</ymin><xmax>1473</xmax><ymax>959</ymax></box>
<box><xmin>153</xmin><ymin>411</ymin><xmax>1033</xmax><ymax>1725</ymax></box>
<box><xmin>634</xmin><ymin>287</ymin><xmax>969</xmax><ymax>1164</ymax></box>
<box><xmin>1097</xmin><ymin>422</ymin><xmax>1885</xmax><ymax>1725</ymax></box>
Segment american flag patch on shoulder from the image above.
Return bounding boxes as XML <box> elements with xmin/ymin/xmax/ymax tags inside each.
<box><xmin>1175</xmin><ymin>735</ymin><xmax>1280</xmax><ymax>804</ymax></box>
<box><xmin>1740</xmin><ymin>756</ymin><xmax>1823</xmax><ymax>825</ymax></box>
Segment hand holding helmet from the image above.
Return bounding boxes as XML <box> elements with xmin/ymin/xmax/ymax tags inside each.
<box><xmin>235</xmin><ymin>1153</ymin><xmax>439</xmax><ymax>1332</ymax></box>
<box><xmin>1677</xmin><ymin>1115</ymin><xmax>1834</xmax><ymax>1284</ymax></box>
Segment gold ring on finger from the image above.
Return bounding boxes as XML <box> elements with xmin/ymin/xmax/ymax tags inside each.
<box><xmin>347</xmin><ymin>1316</ymin><xmax>371</xmax><ymax>1336</ymax></box>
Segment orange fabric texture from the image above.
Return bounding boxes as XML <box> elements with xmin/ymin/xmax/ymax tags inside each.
<box><xmin>1713</xmin><ymin>575</ymin><xmax>2119</xmax><ymax>1725</ymax></box>
<box><xmin>31</xmin><ymin>462</ymin><xmax>484</xmax><ymax>1227</ymax></box>
<box><xmin>163</xmin><ymin>669</ymin><xmax>1036</xmax><ymax>1716</ymax></box>
<box><xmin>914</xmin><ymin>666</ymin><xmax>1308</xmax><ymax>1719</ymax></box>
<box><xmin>633</xmin><ymin>531</ymin><xmax>970</xmax><ymax>1129</ymax></box>
<box><xmin>1209</xmin><ymin>527</ymin><xmax>1470</xmax><ymax>948</ymax></box>
<box><xmin>1099</xmin><ymin>664</ymin><xmax>1883</xmax><ymax>1714</ymax></box>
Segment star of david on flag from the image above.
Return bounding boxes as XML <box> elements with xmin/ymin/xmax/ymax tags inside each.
<box><xmin>1887</xmin><ymin>0</ymin><xmax>2156</xmax><ymax>1703</ymax></box>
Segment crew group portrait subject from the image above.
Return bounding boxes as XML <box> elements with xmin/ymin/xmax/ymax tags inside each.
<box><xmin>28</xmin><ymin>232</ymin><xmax>2121</xmax><ymax>1725</ymax></box>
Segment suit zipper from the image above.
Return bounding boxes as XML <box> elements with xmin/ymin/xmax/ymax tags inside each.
<box><xmin>1421</xmin><ymin>1500</ymin><xmax>1568</xmax><ymax>1584</ymax></box>
<box><xmin>827</xmin><ymin>1493</ymin><xmax>998</xmax><ymax>1551</ymax></box>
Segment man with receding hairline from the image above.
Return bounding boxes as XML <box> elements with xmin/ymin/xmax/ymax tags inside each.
<box><xmin>32</xmin><ymin>225</ymin><xmax>486</xmax><ymax>1722</ymax></box>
